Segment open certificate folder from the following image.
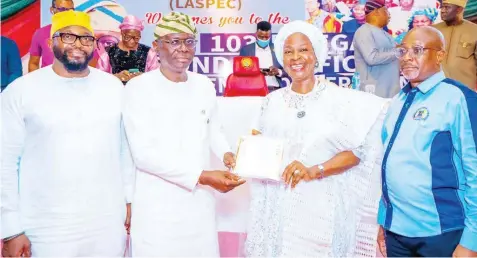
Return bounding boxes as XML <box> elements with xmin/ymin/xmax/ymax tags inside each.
<box><xmin>233</xmin><ymin>135</ymin><xmax>284</xmax><ymax>181</ymax></box>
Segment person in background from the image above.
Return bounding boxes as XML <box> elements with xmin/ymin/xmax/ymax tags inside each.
<box><xmin>123</xmin><ymin>12</ymin><xmax>245</xmax><ymax>256</ymax></box>
<box><xmin>388</xmin><ymin>0</ymin><xmax>416</xmax><ymax>35</ymax></box>
<box><xmin>433</xmin><ymin>0</ymin><xmax>477</xmax><ymax>90</ymax></box>
<box><xmin>353</xmin><ymin>0</ymin><xmax>400</xmax><ymax>98</ymax></box>
<box><xmin>28</xmin><ymin>0</ymin><xmax>74</xmax><ymax>72</ymax></box>
<box><xmin>395</xmin><ymin>7</ymin><xmax>439</xmax><ymax>43</ymax></box>
<box><xmin>1</xmin><ymin>36</ymin><xmax>22</xmax><ymax>92</ymax></box>
<box><xmin>97</xmin><ymin>15</ymin><xmax>159</xmax><ymax>84</ymax></box>
<box><xmin>73</xmin><ymin>0</ymin><xmax>128</xmax><ymax>68</ymax></box>
<box><xmin>343</xmin><ymin>2</ymin><xmax>367</xmax><ymax>33</ymax></box>
<box><xmin>323</xmin><ymin>0</ymin><xmax>338</xmax><ymax>13</ymax></box>
<box><xmin>1</xmin><ymin>11</ymin><xmax>133</xmax><ymax>257</ymax></box>
<box><xmin>377</xmin><ymin>26</ymin><xmax>477</xmax><ymax>257</ymax></box>
<box><xmin>385</xmin><ymin>0</ymin><xmax>399</xmax><ymax>8</ymax></box>
<box><xmin>305</xmin><ymin>0</ymin><xmax>343</xmax><ymax>33</ymax></box>
<box><xmin>341</xmin><ymin>0</ymin><xmax>358</xmax><ymax>9</ymax></box>
<box><xmin>239</xmin><ymin>21</ymin><xmax>285</xmax><ymax>92</ymax></box>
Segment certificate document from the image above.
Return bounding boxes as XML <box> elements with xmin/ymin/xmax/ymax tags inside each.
<box><xmin>233</xmin><ymin>135</ymin><xmax>284</xmax><ymax>181</ymax></box>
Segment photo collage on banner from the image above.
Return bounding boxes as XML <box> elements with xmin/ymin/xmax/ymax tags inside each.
<box><xmin>1</xmin><ymin>0</ymin><xmax>443</xmax><ymax>95</ymax></box>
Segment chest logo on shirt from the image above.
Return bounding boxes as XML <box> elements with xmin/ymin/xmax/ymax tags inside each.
<box><xmin>413</xmin><ymin>107</ymin><xmax>429</xmax><ymax>121</ymax></box>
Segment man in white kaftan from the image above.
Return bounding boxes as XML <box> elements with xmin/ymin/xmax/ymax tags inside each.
<box><xmin>123</xmin><ymin>12</ymin><xmax>245</xmax><ymax>257</ymax></box>
<box><xmin>243</xmin><ymin>21</ymin><xmax>388</xmax><ymax>257</ymax></box>
<box><xmin>1</xmin><ymin>11</ymin><xmax>133</xmax><ymax>257</ymax></box>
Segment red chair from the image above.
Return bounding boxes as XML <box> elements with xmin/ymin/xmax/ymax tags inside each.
<box><xmin>224</xmin><ymin>56</ymin><xmax>268</xmax><ymax>97</ymax></box>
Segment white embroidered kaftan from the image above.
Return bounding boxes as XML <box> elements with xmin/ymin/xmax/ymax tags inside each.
<box><xmin>123</xmin><ymin>69</ymin><xmax>231</xmax><ymax>257</ymax></box>
<box><xmin>1</xmin><ymin>66</ymin><xmax>133</xmax><ymax>256</ymax></box>
<box><xmin>244</xmin><ymin>78</ymin><xmax>388</xmax><ymax>257</ymax></box>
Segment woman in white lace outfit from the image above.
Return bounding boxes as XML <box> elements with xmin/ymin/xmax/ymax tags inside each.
<box><xmin>244</xmin><ymin>20</ymin><xmax>389</xmax><ymax>257</ymax></box>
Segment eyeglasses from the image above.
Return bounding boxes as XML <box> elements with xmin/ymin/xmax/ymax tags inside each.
<box><xmin>54</xmin><ymin>7</ymin><xmax>75</xmax><ymax>12</ymax></box>
<box><xmin>395</xmin><ymin>45</ymin><xmax>441</xmax><ymax>59</ymax></box>
<box><xmin>97</xmin><ymin>35</ymin><xmax>120</xmax><ymax>50</ymax></box>
<box><xmin>123</xmin><ymin>34</ymin><xmax>141</xmax><ymax>42</ymax></box>
<box><xmin>53</xmin><ymin>33</ymin><xmax>95</xmax><ymax>46</ymax></box>
<box><xmin>159</xmin><ymin>38</ymin><xmax>198</xmax><ymax>49</ymax></box>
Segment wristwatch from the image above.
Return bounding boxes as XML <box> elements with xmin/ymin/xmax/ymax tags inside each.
<box><xmin>317</xmin><ymin>164</ymin><xmax>325</xmax><ymax>179</ymax></box>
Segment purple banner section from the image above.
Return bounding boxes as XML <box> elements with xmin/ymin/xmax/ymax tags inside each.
<box><xmin>199</xmin><ymin>33</ymin><xmax>256</xmax><ymax>54</ymax></box>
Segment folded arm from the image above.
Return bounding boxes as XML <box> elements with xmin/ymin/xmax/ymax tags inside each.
<box><xmin>355</xmin><ymin>28</ymin><xmax>397</xmax><ymax>66</ymax></box>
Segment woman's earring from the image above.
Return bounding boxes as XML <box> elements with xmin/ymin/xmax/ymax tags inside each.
<box><xmin>315</xmin><ymin>62</ymin><xmax>319</xmax><ymax>68</ymax></box>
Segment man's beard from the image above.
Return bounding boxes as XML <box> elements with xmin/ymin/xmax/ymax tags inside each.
<box><xmin>53</xmin><ymin>46</ymin><xmax>93</xmax><ymax>72</ymax></box>
<box><xmin>402</xmin><ymin>68</ymin><xmax>420</xmax><ymax>80</ymax></box>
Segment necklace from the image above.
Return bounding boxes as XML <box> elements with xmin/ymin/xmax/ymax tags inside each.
<box><xmin>283</xmin><ymin>78</ymin><xmax>326</xmax><ymax>119</ymax></box>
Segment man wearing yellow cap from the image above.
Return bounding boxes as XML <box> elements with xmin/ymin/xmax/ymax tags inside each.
<box><xmin>28</xmin><ymin>0</ymin><xmax>75</xmax><ymax>72</ymax></box>
<box><xmin>123</xmin><ymin>11</ymin><xmax>245</xmax><ymax>256</ymax></box>
<box><xmin>433</xmin><ymin>0</ymin><xmax>477</xmax><ymax>90</ymax></box>
<box><xmin>1</xmin><ymin>11</ymin><xmax>133</xmax><ymax>256</ymax></box>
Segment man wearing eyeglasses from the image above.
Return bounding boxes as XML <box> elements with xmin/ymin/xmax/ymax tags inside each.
<box><xmin>377</xmin><ymin>26</ymin><xmax>477</xmax><ymax>257</ymax></box>
<box><xmin>2</xmin><ymin>11</ymin><xmax>133</xmax><ymax>256</ymax></box>
<box><xmin>123</xmin><ymin>11</ymin><xmax>245</xmax><ymax>256</ymax></box>
<box><xmin>28</xmin><ymin>0</ymin><xmax>74</xmax><ymax>72</ymax></box>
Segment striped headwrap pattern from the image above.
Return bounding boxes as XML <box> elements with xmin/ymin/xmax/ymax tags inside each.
<box><xmin>365</xmin><ymin>0</ymin><xmax>385</xmax><ymax>15</ymax></box>
<box><xmin>154</xmin><ymin>12</ymin><xmax>198</xmax><ymax>39</ymax></box>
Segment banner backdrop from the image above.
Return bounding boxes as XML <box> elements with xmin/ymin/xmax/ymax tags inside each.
<box><xmin>34</xmin><ymin>0</ymin><xmax>440</xmax><ymax>95</ymax></box>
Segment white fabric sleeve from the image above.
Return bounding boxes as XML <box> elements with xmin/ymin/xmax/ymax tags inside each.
<box><xmin>352</xmin><ymin>102</ymin><xmax>389</xmax><ymax>160</ymax></box>
<box><xmin>1</xmin><ymin>84</ymin><xmax>25</xmax><ymax>239</ymax></box>
<box><xmin>208</xmin><ymin>85</ymin><xmax>231</xmax><ymax>160</ymax></box>
<box><xmin>336</xmin><ymin>87</ymin><xmax>389</xmax><ymax>151</ymax></box>
<box><xmin>120</xmin><ymin>118</ymin><xmax>135</xmax><ymax>203</ymax></box>
<box><xmin>122</xmin><ymin>81</ymin><xmax>202</xmax><ymax>191</ymax></box>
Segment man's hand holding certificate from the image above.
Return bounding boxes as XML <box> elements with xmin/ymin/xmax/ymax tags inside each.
<box><xmin>233</xmin><ymin>135</ymin><xmax>284</xmax><ymax>181</ymax></box>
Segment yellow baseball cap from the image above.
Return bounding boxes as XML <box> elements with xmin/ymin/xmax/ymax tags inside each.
<box><xmin>50</xmin><ymin>10</ymin><xmax>94</xmax><ymax>37</ymax></box>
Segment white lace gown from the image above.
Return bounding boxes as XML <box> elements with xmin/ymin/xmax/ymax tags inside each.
<box><xmin>244</xmin><ymin>78</ymin><xmax>388</xmax><ymax>257</ymax></box>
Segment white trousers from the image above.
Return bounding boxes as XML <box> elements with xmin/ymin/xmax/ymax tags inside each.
<box><xmin>30</xmin><ymin>224</ymin><xmax>126</xmax><ymax>257</ymax></box>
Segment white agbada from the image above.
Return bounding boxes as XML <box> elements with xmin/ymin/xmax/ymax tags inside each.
<box><xmin>244</xmin><ymin>78</ymin><xmax>388</xmax><ymax>257</ymax></box>
<box><xmin>1</xmin><ymin>66</ymin><xmax>133</xmax><ymax>256</ymax></box>
<box><xmin>123</xmin><ymin>69</ymin><xmax>231</xmax><ymax>257</ymax></box>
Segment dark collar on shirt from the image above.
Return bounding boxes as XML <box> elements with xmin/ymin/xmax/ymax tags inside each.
<box><xmin>401</xmin><ymin>71</ymin><xmax>446</xmax><ymax>94</ymax></box>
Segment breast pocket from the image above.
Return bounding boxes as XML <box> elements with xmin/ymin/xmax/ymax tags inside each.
<box><xmin>456</xmin><ymin>34</ymin><xmax>476</xmax><ymax>59</ymax></box>
<box><xmin>194</xmin><ymin>107</ymin><xmax>211</xmax><ymax>141</ymax></box>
